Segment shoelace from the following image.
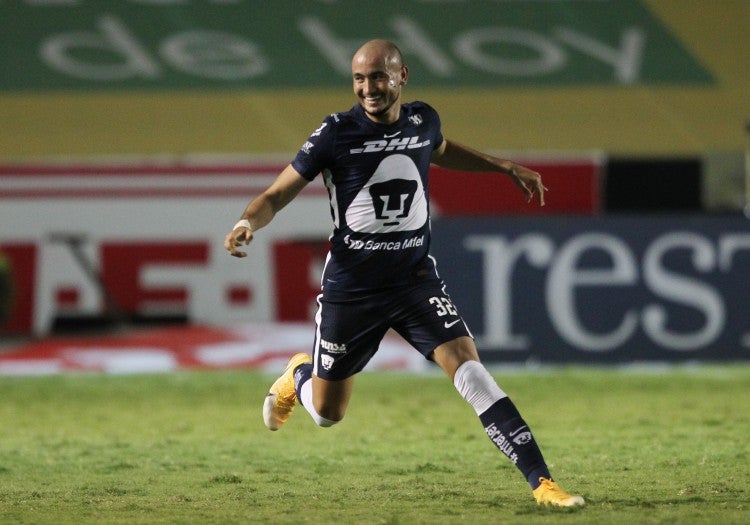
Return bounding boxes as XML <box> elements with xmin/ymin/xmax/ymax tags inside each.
<box><xmin>538</xmin><ymin>479</ymin><xmax>563</xmax><ymax>497</ymax></box>
<box><xmin>276</xmin><ymin>380</ymin><xmax>297</xmax><ymax>410</ymax></box>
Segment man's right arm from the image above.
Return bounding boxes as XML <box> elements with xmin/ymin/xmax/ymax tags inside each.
<box><xmin>224</xmin><ymin>164</ymin><xmax>310</xmax><ymax>258</ymax></box>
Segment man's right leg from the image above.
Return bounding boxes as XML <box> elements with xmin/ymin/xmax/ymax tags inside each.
<box><xmin>295</xmin><ymin>368</ymin><xmax>353</xmax><ymax>427</ymax></box>
<box><xmin>293</xmin><ymin>290</ymin><xmax>383</xmax><ymax>428</ymax></box>
<box><xmin>262</xmin><ymin>353</ymin><xmax>354</xmax><ymax>430</ymax></box>
<box><xmin>264</xmin><ymin>290</ymin><xmax>383</xmax><ymax>430</ymax></box>
<box><xmin>262</xmin><ymin>353</ymin><xmax>312</xmax><ymax>431</ymax></box>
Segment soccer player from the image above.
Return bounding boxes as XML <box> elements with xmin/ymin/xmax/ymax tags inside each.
<box><xmin>224</xmin><ymin>39</ymin><xmax>584</xmax><ymax>507</ymax></box>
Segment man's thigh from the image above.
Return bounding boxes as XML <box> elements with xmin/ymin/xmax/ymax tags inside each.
<box><xmin>313</xmin><ymin>293</ymin><xmax>390</xmax><ymax>379</ymax></box>
<box><xmin>389</xmin><ymin>280</ymin><xmax>473</xmax><ymax>359</ymax></box>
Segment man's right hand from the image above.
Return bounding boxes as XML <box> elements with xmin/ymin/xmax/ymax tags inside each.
<box><xmin>224</xmin><ymin>225</ymin><xmax>253</xmax><ymax>258</ymax></box>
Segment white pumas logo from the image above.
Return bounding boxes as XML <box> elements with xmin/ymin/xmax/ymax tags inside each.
<box><xmin>509</xmin><ymin>425</ymin><xmax>533</xmax><ymax>445</ymax></box>
<box><xmin>350</xmin><ymin>136</ymin><xmax>430</xmax><ymax>154</ymax></box>
<box><xmin>321</xmin><ymin>354</ymin><xmax>334</xmax><ymax>370</ymax></box>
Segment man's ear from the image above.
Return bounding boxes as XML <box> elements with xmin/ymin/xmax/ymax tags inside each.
<box><xmin>400</xmin><ymin>65</ymin><xmax>409</xmax><ymax>85</ymax></box>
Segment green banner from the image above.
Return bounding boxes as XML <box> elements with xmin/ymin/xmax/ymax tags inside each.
<box><xmin>0</xmin><ymin>0</ymin><xmax>713</xmax><ymax>91</ymax></box>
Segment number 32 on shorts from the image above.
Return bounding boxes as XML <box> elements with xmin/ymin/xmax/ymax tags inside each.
<box><xmin>429</xmin><ymin>296</ymin><xmax>458</xmax><ymax>317</ymax></box>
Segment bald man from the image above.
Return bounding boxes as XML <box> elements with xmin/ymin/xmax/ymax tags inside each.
<box><xmin>224</xmin><ymin>39</ymin><xmax>583</xmax><ymax>507</ymax></box>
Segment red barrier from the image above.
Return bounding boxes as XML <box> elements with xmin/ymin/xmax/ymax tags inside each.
<box><xmin>429</xmin><ymin>159</ymin><xmax>602</xmax><ymax>216</ymax></box>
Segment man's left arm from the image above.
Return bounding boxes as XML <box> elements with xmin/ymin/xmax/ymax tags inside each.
<box><xmin>431</xmin><ymin>139</ymin><xmax>546</xmax><ymax>206</ymax></box>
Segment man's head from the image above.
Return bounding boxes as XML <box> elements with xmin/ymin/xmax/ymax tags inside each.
<box><xmin>351</xmin><ymin>39</ymin><xmax>409</xmax><ymax>124</ymax></box>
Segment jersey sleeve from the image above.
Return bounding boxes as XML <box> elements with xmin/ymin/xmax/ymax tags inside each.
<box><xmin>434</xmin><ymin>120</ymin><xmax>444</xmax><ymax>152</ymax></box>
<box><xmin>424</xmin><ymin>102</ymin><xmax>444</xmax><ymax>152</ymax></box>
<box><xmin>291</xmin><ymin>115</ymin><xmax>336</xmax><ymax>181</ymax></box>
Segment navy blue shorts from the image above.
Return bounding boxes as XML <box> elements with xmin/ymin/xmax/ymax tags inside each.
<box><xmin>312</xmin><ymin>280</ymin><xmax>472</xmax><ymax>380</ymax></box>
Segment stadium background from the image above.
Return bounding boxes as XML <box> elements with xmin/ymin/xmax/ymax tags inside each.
<box><xmin>1</xmin><ymin>0</ymin><xmax>749</xmax><ymax>372</ymax></box>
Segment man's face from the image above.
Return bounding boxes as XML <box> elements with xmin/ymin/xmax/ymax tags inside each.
<box><xmin>352</xmin><ymin>51</ymin><xmax>405</xmax><ymax>124</ymax></box>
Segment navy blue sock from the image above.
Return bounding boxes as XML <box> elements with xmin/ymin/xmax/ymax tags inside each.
<box><xmin>293</xmin><ymin>362</ymin><xmax>313</xmax><ymax>407</ymax></box>
<box><xmin>479</xmin><ymin>397</ymin><xmax>551</xmax><ymax>489</ymax></box>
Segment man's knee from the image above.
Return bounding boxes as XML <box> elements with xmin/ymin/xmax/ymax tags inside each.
<box><xmin>311</xmin><ymin>412</ymin><xmax>340</xmax><ymax>427</ymax></box>
<box><xmin>433</xmin><ymin>336</ymin><xmax>480</xmax><ymax>378</ymax></box>
<box><xmin>313</xmin><ymin>400</ymin><xmax>346</xmax><ymax>426</ymax></box>
<box><xmin>310</xmin><ymin>375</ymin><xmax>351</xmax><ymax>426</ymax></box>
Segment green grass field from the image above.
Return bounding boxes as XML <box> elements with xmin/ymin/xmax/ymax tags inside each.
<box><xmin>0</xmin><ymin>364</ymin><xmax>748</xmax><ymax>524</ymax></box>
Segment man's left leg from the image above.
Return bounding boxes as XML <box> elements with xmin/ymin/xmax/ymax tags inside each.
<box><xmin>433</xmin><ymin>337</ymin><xmax>584</xmax><ymax>507</ymax></box>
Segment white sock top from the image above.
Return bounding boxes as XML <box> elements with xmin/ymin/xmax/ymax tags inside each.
<box><xmin>453</xmin><ymin>360</ymin><xmax>507</xmax><ymax>416</ymax></box>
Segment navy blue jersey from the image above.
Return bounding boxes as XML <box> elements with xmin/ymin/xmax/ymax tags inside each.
<box><xmin>292</xmin><ymin>101</ymin><xmax>444</xmax><ymax>293</ymax></box>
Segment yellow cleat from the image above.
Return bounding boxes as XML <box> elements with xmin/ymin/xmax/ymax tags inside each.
<box><xmin>262</xmin><ymin>353</ymin><xmax>312</xmax><ymax>431</ymax></box>
<box><xmin>532</xmin><ymin>477</ymin><xmax>585</xmax><ymax>507</ymax></box>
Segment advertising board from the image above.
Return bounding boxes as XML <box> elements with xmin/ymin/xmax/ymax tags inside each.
<box><xmin>431</xmin><ymin>216</ymin><xmax>750</xmax><ymax>362</ymax></box>
<box><xmin>3</xmin><ymin>158</ymin><xmax>748</xmax><ymax>363</ymax></box>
